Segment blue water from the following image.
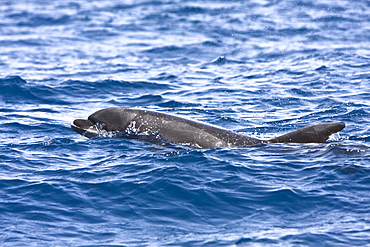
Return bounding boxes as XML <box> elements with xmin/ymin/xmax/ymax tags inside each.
<box><xmin>1</xmin><ymin>0</ymin><xmax>369</xmax><ymax>246</ymax></box>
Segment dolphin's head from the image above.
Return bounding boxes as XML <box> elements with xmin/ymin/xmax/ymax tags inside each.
<box><xmin>71</xmin><ymin>107</ymin><xmax>136</xmax><ymax>138</ymax></box>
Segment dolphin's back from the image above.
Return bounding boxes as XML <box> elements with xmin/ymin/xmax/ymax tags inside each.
<box><xmin>116</xmin><ymin>108</ymin><xmax>261</xmax><ymax>148</ymax></box>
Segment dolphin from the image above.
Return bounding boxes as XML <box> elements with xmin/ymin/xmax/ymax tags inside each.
<box><xmin>71</xmin><ymin>107</ymin><xmax>345</xmax><ymax>148</ymax></box>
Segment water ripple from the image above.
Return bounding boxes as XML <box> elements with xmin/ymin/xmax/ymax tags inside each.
<box><xmin>0</xmin><ymin>0</ymin><xmax>369</xmax><ymax>246</ymax></box>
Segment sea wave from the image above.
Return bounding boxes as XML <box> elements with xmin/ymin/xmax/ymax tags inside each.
<box><xmin>0</xmin><ymin>0</ymin><xmax>369</xmax><ymax>246</ymax></box>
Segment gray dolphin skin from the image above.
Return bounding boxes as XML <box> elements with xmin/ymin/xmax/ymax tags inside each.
<box><xmin>71</xmin><ymin>107</ymin><xmax>345</xmax><ymax>148</ymax></box>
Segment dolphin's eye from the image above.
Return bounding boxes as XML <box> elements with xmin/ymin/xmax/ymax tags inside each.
<box><xmin>92</xmin><ymin>122</ymin><xmax>106</xmax><ymax>131</ymax></box>
<box><xmin>101</xmin><ymin>123</ymin><xmax>108</xmax><ymax>130</ymax></box>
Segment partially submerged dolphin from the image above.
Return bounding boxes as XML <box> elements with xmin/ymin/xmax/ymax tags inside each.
<box><xmin>71</xmin><ymin>107</ymin><xmax>345</xmax><ymax>148</ymax></box>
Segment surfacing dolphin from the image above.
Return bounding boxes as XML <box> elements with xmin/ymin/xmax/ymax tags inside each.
<box><xmin>71</xmin><ymin>107</ymin><xmax>345</xmax><ymax>149</ymax></box>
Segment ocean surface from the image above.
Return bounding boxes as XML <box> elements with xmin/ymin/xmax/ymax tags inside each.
<box><xmin>0</xmin><ymin>0</ymin><xmax>369</xmax><ymax>246</ymax></box>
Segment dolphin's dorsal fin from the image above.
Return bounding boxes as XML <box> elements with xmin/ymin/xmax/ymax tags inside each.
<box><xmin>268</xmin><ymin>122</ymin><xmax>345</xmax><ymax>143</ymax></box>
